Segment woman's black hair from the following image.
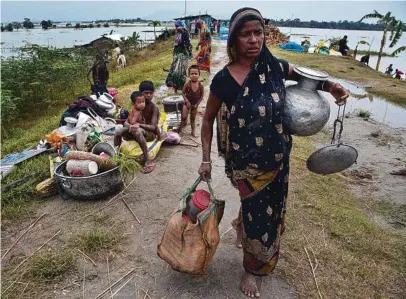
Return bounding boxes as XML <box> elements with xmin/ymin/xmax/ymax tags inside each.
<box><xmin>130</xmin><ymin>91</ymin><xmax>144</xmax><ymax>103</ymax></box>
<box><xmin>139</xmin><ymin>80</ymin><xmax>155</xmax><ymax>92</ymax></box>
<box><xmin>188</xmin><ymin>64</ymin><xmax>200</xmax><ymax>76</ymax></box>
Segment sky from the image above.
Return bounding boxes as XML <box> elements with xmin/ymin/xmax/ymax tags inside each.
<box><xmin>1</xmin><ymin>0</ymin><xmax>406</xmax><ymax>23</ymax></box>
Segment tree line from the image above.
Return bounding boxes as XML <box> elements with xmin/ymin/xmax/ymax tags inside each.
<box><xmin>267</xmin><ymin>18</ymin><xmax>406</xmax><ymax>31</ymax></box>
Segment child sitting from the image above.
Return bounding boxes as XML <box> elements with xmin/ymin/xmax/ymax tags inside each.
<box><xmin>181</xmin><ymin>65</ymin><xmax>204</xmax><ymax>137</ymax></box>
<box><xmin>114</xmin><ymin>91</ymin><xmax>159</xmax><ymax>174</ymax></box>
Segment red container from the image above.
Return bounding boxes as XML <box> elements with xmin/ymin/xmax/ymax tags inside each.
<box><xmin>192</xmin><ymin>190</ymin><xmax>211</xmax><ymax>211</ymax></box>
<box><xmin>186</xmin><ymin>189</ymin><xmax>211</xmax><ymax>223</ymax></box>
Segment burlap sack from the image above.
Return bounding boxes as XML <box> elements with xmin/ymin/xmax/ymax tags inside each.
<box><xmin>157</xmin><ymin>178</ymin><xmax>225</xmax><ymax>275</ymax></box>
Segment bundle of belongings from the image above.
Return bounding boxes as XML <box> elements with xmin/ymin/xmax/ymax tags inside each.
<box><xmin>157</xmin><ymin>177</ymin><xmax>225</xmax><ymax>275</ymax></box>
<box><xmin>279</xmin><ymin>41</ymin><xmax>304</xmax><ymax>53</ymax></box>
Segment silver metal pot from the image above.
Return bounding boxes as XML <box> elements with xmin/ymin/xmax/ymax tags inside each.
<box><xmin>307</xmin><ymin>104</ymin><xmax>358</xmax><ymax>175</ymax></box>
<box><xmin>54</xmin><ymin>161</ymin><xmax>123</xmax><ymax>200</ymax></box>
<box><xmin>283</xmin><ymin>66</ymin><xmax>330</xmax><ymax>136</ymax></box>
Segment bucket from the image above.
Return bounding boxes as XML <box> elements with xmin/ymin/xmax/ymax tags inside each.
<box><xmin>66</xmin><ymin>160</ymin><xmax>98</xmax><ymax>177</ymax></box>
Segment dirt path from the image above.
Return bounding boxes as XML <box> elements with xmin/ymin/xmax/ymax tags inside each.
<box><xmin>2</xmin><ymin>41</ymin><xmax>296</xmax><ymax>299</ymax></box>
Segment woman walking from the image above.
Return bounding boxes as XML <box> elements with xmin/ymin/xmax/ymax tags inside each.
<box><xmin>195</xmin><ymin>22</ymin><xmax>212</xmax><ymax>72</ymax></box>
<box><xmin>198</xmin><ymin>7</ymin><xmax>349</xmax><ymax>298</ymax></box>
<box><xmin>166</xmin><ymin>20</ymin><xmax>193</xmax><ymax>93</ymax></box>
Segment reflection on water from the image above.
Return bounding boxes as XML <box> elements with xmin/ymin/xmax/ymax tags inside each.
<box><xmin>326</xmin><ymin>78</ymin><xmax>406</xmax><ymax>128</ymax></box>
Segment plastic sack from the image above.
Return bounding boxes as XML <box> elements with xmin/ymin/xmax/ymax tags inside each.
<box><xmin>164</xmin><ymin>132</ymin><xmax>181</xmax><ymax>145</ymax></box>
<box><xmin>157</xmin><ymin>177</ymin><xmax>225</xmax><ymax>275</ymax></box>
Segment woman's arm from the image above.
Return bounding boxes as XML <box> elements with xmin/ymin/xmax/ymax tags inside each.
<box><xmin>285</xmin><ymin>63</ymin><xmax>349</xmax><ymax>106</ymax></box>
<box><xmin>199</xmin><ymin>92</ymin><xmax>222</xmax><ymax>181</ymax></box>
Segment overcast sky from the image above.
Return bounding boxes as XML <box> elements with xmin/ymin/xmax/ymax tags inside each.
<box><xmin>1</xmin><ymin>1</ymin><xmax>406</xmax><ymax>23</ymax></box>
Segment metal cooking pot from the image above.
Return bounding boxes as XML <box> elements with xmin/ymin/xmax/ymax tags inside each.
<box><xmin>283</xmin><ymin>66</ymin><xmax>330</xmax><ymax>136</ymax></box>
<box><xmin>307</xmin><ymin>104</ymin><xmax>358</xmax><ymax>175</ymax></box>
<box><xmin>54</xmin><ymin>161</ymin><xmax>123</xmax><ymax>200</ymax></box>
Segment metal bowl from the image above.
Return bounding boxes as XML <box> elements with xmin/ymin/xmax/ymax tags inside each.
<box><xmin>54</xmin><ymin>161</ymin><xmax>123</xmax><ymax>200</ymax></box>
<box><xmin>306</xmin><ymin>144</ymin><xmax>358</xmax><ymax>175</ymax></box>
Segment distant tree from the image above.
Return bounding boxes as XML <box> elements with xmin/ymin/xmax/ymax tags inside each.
<box><xmin>89</xmin><ymin>23</ymin><xmax>94</xmax><ymax>28</ymax></box>
<box><xmin>6</xmin><ymin>23</ymin><xmax>14</xmax><ymax>31</ymax></box>
<box><xmin>359</xmin><ymin>10</ymin><xmax>405</xmax><ymax>70</ymax></box>
<box><xmin>12</xmin><ymin>22</ymin><xmax>22</xmax><ymax>31</ymax></box>
<box><xmin>75</xmin><ymin>23</ymin><xmax>81</xmax><ymax>29</ymax></box>
<box><xmin>114</xmin><ymin>21</ymin><xmax>120</xmax><ymax>27</ymax></box>
<box><xmin>103</xmin><ymin>22</ymin><xmax>109</xmax><ymax>28</ymax></box>
<box><xmin>66</xmin><ymin>23</ymin><xmax>72</xmax><ymax>27</ymax></box>
<box><xmin>152</xmin><ymin>20</ymin><xmax>161</xmax><ymax>39</ymax></box>
<box><xmin>23</xmin><ymin>18</ymin><xmax>34</xmax><ymax>29</ymax></box>
<box><xmin>1</xmin><ymin>25</ymin><xmax>4</xmax><ymax>32</ymax></box>
<box><xmin>47</xmin><ymin>20</ymin><xmax>53</xmax><ymax>28</ymax></box>
<box><xmin>96</xmin><ymin>23</ymin><xmax>101</xmax><ymax>28</ymax></box>
<box><xmin>41</xmin><ymin>20</ymin><xmax>49</xmax><ymax>30</ymax></box>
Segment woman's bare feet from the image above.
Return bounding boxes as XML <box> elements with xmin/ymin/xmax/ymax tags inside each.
<box><xmin>241</xmin><ymin>270</ymin><xmax>262</xmax><ymax>298</ymax></box>
<box><xmin>232</xmin><ymin>219</ymin><xmax>243</xmax><ymax>248</ymax></box>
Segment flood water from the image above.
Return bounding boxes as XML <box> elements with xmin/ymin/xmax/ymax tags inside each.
<box><xmin>327</xmin><ymin>79</ymin><xmax>406</xmax><ymax>129</ymax></box>
<box><xmin>0</xmin><ymin>25</ymin><xmax>167</xmax><ymax>57</ymax></box>
<box><xmin>285</xmin><ymin>78</ymin><xmax>406</xmax><ymax>129</ymax></box>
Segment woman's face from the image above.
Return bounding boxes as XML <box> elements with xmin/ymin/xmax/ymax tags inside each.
<box><xmin>235</xmin><ymin>20</ymin><xmax>264</xmax><ymax>60</ymax></box>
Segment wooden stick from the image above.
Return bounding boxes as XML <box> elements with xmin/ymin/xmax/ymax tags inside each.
<box><xmin>109</xmin><ymin>276</ymin><xmax>134</xmax><ymax>298</ymax></box>
<box><xmin>77</xmin><ymin>249</ymin><xmax>97</xmax><ymax>266</ymax></box>
<box><xmin>82</xmin><ymin>267</ymin><xmax>86</xmax><ymax>299</ymax></box>
<box><xmin>1</xmin><ymin>270</ymin><xmax>27</xmax><ymax>296</ymax></box>
<box><xmin>121</xmin><ymin>198</ymin><xmax>141</xmax><ymax>224</ymax></box>
<box><xmin>17</xmin><ymin>282</ymin><xmax>29</xmax><ymax>299</ymax></box>
<box><xmin>2</xmin><ymin>213</ymin><xmax>47</xmax><ymax>259</ymax></box>
<box><xmin>107</xmin><ymin>256</ymin><xmax>113</xmax><ymax>298</ymax></box>
<box><xmin>304</xmin><ymin>247</ymin><xmax>322</xmax><ymax>299</ymax></box>
<box><xmin>11</xmin><ymin>230</ymin><xmax>61</xmax><ymax>274</ymax></box>
<box><xmin>179</xmin><ymin>142</ymin><xmax>199</xmax><ymax>147</ymax></box>
<box><xmin>163</xmin><ymin>283</ymin><xmax>185</xmax><ymax>299</ymax></box>
<box><xmin>95</xmin><ymin>268</ymin><xmax>135</xmax><ymax>299</ymax></box>
<box><xmin>142</xmin><ymin>288</ymin><xmax>152</xmax><ymax>299</ymax></box>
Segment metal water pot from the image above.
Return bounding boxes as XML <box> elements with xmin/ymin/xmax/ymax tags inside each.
<box><xmin>283</xmin><ymin>66</ymin><xmax>330</xmax><ymax>136</ymax></box>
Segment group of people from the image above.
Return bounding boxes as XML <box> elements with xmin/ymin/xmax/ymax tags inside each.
<box><xmin>385</xmin><ymin>64</ymin><xmax>404</xmax><ymax>79</ymax></box>
<box><xmin>111</xmin><ymin>7</ymin><xmax>350</xmax><ymax>297</ymax></box>
<box><xmin>164</xmin><ymin>19</ymin><xmax>211</xmax><ymax>137</ymax></box>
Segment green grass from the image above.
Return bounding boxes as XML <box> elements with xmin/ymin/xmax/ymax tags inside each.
<box><xmin>357</xmin><ymin>109</ymin><xmax>371</xmax><ymax>119</ymax></box>
<box><xmin>276</xmin><ymin>136</ymin><xmax>406</xmax><ymax>298</ymax></box>
<box><xmin>74</xmin><ymin>228</ymin><xmax>121</xmax><ymax>254</ymax></box>
<box><xmin>26</xmin><ymin>250</ymin><xmax>76</xmax><ymax>280</ymax></box>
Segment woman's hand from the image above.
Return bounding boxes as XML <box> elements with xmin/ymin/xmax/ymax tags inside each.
<box><xmin>185</xmin><ymin>100</ymin><xmax>191</xmax><ymax>109</ymax></box>
<box><xmin>198</xmin><ymin>163</ymin><xmax>212</xmax><ymax>182</ymax></box>
<box><xmin>328</xmin><ymin>82</ymin><xmax>349</xmax><ymax>106</ymax></box>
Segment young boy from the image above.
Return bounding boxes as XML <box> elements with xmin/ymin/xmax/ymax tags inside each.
<box><xmin>114</xmin><ymin>91</ymin><xmax>159</xmax><ymax>174</ymax></box>
<box><xmin>181</xmin><ymin>65</ymin><xmax>204</xmax><ymax>137</ymax></box>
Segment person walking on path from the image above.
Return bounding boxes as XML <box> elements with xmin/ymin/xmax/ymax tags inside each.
<box><xmin>198</xmin><ymin>7</ymin><xmax>349</xmax><ymax>298</ymax></box>
<box><xmin>166</xmin><ymin>20</ymin><xmax>193</xmax><ymax>94</ymax></box>
<box><xmin>195</xmin><ymin>22</ymin><xmax>212</xmax><ymax>72</ymax></box>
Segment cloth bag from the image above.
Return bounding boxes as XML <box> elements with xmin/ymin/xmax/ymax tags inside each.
<box><xmin>157</xmin><ymin>177</ymin><xmax>225</xmax><ymax>275</ymax></box>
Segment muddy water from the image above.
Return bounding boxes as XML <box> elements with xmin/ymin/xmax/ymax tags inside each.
<box><xmin>327</xmin><ymin>78</ymin><xmax>406</xmax><ymax>129</ymax></box>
